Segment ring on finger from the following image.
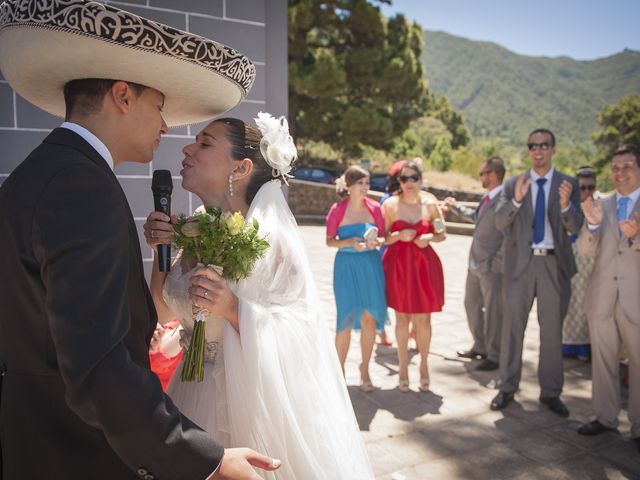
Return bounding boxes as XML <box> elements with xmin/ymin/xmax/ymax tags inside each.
<box><xmin>151</xmin><ymin>230</ymin><xmax>155</xmax><ymax>239</ymax></box>
<box><xmin>203</xmin><ymin>289</ymin><xmax>208</xmax><ymax>297</ymax></box>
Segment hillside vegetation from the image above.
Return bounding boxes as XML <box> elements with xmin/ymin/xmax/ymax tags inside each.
<box><xmin>421</xmin><ymin>30</ymin><xmax>640</xmax><ymax>146</ymax></box>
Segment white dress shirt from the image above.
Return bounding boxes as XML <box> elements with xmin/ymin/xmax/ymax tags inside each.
<box><xmin>530</xmin><ymin>168</ymin><xmax>555</xmax><ymax>249</ymax></box>
<box><xmin>487</xmin><ymin>183</ymin><xmax>504</xmax><ymax>201</ymax></box>
<box><xmin>60</xmin><ymin>122</ymin><xmax>114</xmax><ymax>171</ymax></box>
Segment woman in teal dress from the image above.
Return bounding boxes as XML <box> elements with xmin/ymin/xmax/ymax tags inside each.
<box><xmin>326</xmin><ymin>166</ymin><xmax>387</xmax><ymax>392</ymax></box>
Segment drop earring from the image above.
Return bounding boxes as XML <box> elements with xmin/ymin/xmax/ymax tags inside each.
<box><xmin>228</xmin><ymin>174</ymin><xmax>234</xmax><ymax>196</ymax></box>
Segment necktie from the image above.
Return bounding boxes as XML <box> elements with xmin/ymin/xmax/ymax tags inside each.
<box><xmin>478</xmin><ymin>195</ymin><xmax>491</xmax><ymax>216</ymax></box>
<box><xmin>533</xmin><ymin>178</ymin><xmax>547</xmax><ymax>244</ymax></box>
<box><xmin>617</xmin><ymin>196</ymin><xmax>630</xmax><ymax>223</ymax></box>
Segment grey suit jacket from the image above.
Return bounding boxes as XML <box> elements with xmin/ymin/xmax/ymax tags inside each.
<box><xmin>453</xmin><ymin>194</ymin><xmax>505</xmax><ymax>274</ymax></box>
<box><xmin>577</xmin><ymin>194</ymin><xmax>640</xmax><ymax>324</ymax></box>
<box><xmin>495</xmin><ymin>170</ymin><xmax>583</xmax><ymax>281</ymax></box>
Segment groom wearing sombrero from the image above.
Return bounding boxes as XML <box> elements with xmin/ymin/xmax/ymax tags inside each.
<box><xmin>0</xmin><ymin>1</ymin><xmax>280</xmax><ymax>479</ymax></box>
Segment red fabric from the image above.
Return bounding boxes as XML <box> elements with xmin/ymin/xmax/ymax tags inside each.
<box><xmin>383</xmin><ymin>219</ymin><xmax>444</xmax><ymax>313</ymax></box>
<box><xmin>149</xmin><ymin>319</ymin><xmax>183</xmax><ymax>391</ymax></box>
<box><xmin>149</xmin><ymin>349</ymin><xmax>182</xmax><ymax>391</ymax></box>
<box><xmin>388</xmin><ymin>160</ymin><xmax>407</xmax><ymax>176</ymax></box>
<box><xmin>325</xmin><ymin>197</ymin><xmax>385</xmax><ymax>238</ymax></box>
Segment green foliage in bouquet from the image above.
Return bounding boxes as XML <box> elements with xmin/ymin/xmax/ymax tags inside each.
<box><xmin>172</xmin><ymin>206</ymin><xmax>269</xmax><ymax>382</ymax></box>
<box><xmin>173</xmin><ymin>206</ymin><xmax>270</xmax><ymax>282</ymax></box>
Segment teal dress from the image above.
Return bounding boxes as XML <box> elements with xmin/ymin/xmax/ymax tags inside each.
<box><xmin>333</xmin><ymin>223</ymin><xmax>388</xmax><ymax>332</ymax></box>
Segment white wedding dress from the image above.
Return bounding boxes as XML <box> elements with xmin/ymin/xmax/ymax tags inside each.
<box><xmin>165</xmin><ymin>180</ymin><xmax>374</xmax><ymax>479</ymax></box>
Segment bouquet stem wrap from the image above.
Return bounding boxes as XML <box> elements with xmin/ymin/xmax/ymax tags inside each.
<box><xmin>180</xmin><ymin>264</ymin><xmax>223</xmax><ymax>382</ymax></box>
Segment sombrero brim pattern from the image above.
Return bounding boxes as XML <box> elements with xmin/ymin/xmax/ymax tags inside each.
<box><xmin>0</xmin><ymin>0</ymin><xmax>256</xmax><ymax>127</ymax></box>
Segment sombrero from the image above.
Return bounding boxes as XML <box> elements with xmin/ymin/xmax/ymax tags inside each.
<box><xmin>0</xmin><ymin>0</ymin><xmax>256</xmax><ymax>126</ymax></box>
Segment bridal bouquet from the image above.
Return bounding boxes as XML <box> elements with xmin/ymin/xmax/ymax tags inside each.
<box><xmin>173</xmin><ymin>207</ymin><xmax>270</xmax><ymax>381</ymax></box>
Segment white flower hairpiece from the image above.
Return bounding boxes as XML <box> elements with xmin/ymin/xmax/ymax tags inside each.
<box><xmin>335</xmin><ymin>175</ymin><xmax>347</xmax><ymax>194</ymax></box>
<box><xmin>254</xmin><ymin>112</ymin><xmax>297</xmax><ymax>184</ymax></box>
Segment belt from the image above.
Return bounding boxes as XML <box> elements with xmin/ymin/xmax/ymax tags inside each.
<box><xmin>532</xmin><ymin>248</ymin><xmax>555</xmax><ymax>256</ymax></box>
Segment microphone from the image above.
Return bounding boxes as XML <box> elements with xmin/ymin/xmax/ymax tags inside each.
<box><xmin>151</xmin><ymin>170</ymin><xmax>173</xmax><ymax>272</ymax></box>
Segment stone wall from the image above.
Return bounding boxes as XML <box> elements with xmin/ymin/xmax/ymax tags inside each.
<box><xmin>287</xmin><ymin>179</ymin><xmax>482</xmax><ymax>235</ymax></box>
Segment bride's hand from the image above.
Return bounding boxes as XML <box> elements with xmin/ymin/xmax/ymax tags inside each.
<box><xmin>190</xmin><ymin>266</ymin><xmax>239</xmax><ymax>329</ymax></box>
<box><xmin>143</xmin><ymin>211</ymin><xmax>176</xmax><ymax>248</ymax></box>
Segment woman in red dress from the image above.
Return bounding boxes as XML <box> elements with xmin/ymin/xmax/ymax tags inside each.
<box><xmin>382</xmin><ymin>161</ymin><xmax>446</xmax><ymax>392</ymax></box>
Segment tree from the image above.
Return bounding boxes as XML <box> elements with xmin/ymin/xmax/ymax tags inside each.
<box><xmin>592</xmin><ymin>94</ymin><xmax>640</xmax><ymax>169</ymax></box>
<box><xmin>428</xmin><ymin>137</ymin><xmax>453</xmax><ymax>171</ymax></box>
<box><xmin>288</xmin><ymin>0</ymin><xmax>432</xmax><ymax>156</ymax></box>
<box><xmin>432</xmin><ymin>97</ymin><xmax>470</xmax><ymax>149</ymax></box>
<box><xmin>392</xmin><ymin>116</ymin><xmax>451</xmax><ymax>160</ymax></box>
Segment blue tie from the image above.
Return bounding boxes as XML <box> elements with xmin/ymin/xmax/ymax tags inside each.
<box><xmin>533</xmin><ymin>178</ymin><xmax>547</xmax><ymax>244</ymax></box>
<box><xmin>617</xmin><ymin>196</ymin><xmax>630</xmax><ymax>223</ymax></box>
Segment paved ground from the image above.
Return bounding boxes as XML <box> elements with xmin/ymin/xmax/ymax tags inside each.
<box><xmin>299</xmin><ymin>226</ymin><xmax>639</xmax><ymax>480</ymax></box>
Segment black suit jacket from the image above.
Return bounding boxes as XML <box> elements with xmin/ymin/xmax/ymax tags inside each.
<box><xmin>0</xmin><ymin>128</ymin><xmax>223</xmax><ymax>479</ymax></box>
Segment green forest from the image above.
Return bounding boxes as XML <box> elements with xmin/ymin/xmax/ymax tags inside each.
<box><xmin>288</xmin><ymin>1</ymin><xmax>640</xmax><ymax>187</ymax></box>
<box><xmin>422</xmin><ymin>30</ymin><xmax>640</xmax><ymax>148</ymax></box>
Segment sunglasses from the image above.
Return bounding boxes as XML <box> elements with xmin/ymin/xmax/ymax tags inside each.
<box><xmin>527</xmin><ymin>142</ymin><xmax>551</xmax><ymax>151</ymax></box>
<box><xmin>579</xmin><ymin>185</ymin><xmax>596</xmax><ymax>191</ymax></box>
<box><xmin>399</xmin><ymin>174</ymin><xmax>421</xmax><ymax>183</ymax></box>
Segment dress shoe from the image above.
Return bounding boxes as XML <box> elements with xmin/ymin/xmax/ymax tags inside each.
<box><xmin>490</xmin><ymin>391</ymin><xmax>514</xmax><ymax>410</ymax></box>
<box><xmin>540</xmin><ymin>396</ymin><xmax>569</xmax><ymax>417</ymax></box>
<box><xmin>476</xmin><ymin>359</ymin><xmax>499</xmax><ymax>371</ymax></box>
<box><xmin>633</xmin><ymin>437</ymin><xmax>640</xmax><ymax>453</ymax></box>
<box><xmin>456</xmin><ymin>349</ymin><xmax>486</xmax><ymax>360</ymax></box>
<box><xmin>577</xmin><ymin>420</ymin><xmax>616</xmax><ymax>436</ymax></box>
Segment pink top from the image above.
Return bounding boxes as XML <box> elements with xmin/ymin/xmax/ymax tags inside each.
<box><xmin>326</xmin><ymin>197</ymin><xmax>385</xmax><ymax>238</ymax></box>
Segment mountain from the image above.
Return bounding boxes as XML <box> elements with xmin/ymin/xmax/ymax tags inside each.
<box><xmin>421</xmin><ymin>30</ymin><xmax>640</xmax><ymax>146</ymax></box>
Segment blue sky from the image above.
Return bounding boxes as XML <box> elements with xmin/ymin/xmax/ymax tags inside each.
<box><xmin>379</xmin><ymin>0</ymin><xmax>640</xmax><ymax>60</ymax></box>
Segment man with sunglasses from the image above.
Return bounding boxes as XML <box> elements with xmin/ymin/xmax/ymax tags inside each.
<box><xmin>576</xmin><ymin>145</ymin><xmax>640</xmax><ymax>452</ymax></box>
<box><xmin>445</xmin><ymin>157</ymin><xmax>506</xmax><ymax>372</ymax></box>
<box><xmin>490</xmin><ymin>129</ymin><xmax>583</xmax><ymax>416</ymax></box>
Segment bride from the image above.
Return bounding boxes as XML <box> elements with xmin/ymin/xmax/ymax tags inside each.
<box><xmin>144</xmin><ymin>113</ymin><xmax>374</xmax><ymax>479</ymax></box>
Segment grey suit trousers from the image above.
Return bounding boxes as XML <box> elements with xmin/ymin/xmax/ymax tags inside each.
<box><xmin>464</xmin><ymin>268</ymin><xmax>503</xmax><ymax>362</ymax></box>
<box><xmin>589</xmin><ymin>301</ymin><xmax>640</xmax><ymax>438</ymax></box>
<box><xmin>500</xmin><ymin>255</ymin><xmax>569</xmax><ymax>397</ymax></box>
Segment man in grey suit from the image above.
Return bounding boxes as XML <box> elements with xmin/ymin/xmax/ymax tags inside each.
<box><xmin>576</xmin><ymin>144</ymin><xmax>640</xmax><ymax>452</ymax></box>
<box><xmin>446</xmin><ymin>157</ymin><xmax>506</xmax><ymax>371</ymax></box>
<box><xmin>490</xmin><ymin>129</ymin><xmax>583</xmax><ymax>416</ymax></box>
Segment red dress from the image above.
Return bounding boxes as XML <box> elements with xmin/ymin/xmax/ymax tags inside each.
<box><xmin>383</xmin><ymin>219</ymin><xmax>444</xmax><ymax>313</ymax></box>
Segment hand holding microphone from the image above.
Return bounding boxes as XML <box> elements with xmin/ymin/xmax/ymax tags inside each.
<box><xmin>148</xmin><ymin>170</ymin><xmax>173</xmax><ymax>272</ymax></box>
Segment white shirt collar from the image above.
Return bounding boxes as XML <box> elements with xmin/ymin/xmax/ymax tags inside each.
<box><xmin>487</xmin><ymin>184</ymin><xmax>504</xmax><ymax>200</ymax></box>
<box><xmin>530</xmin><ymin>167</ymin><xmax>554</xmax><ymax>183</ymax></box>
<box><xmin>616</xmin><ymin>186</ymin><xmax>640</xmax><ymax>204</ymax></box>
<box><xmin>60</xmin><ymin>122</ymin><xmax>114</xmax><ymax>171</ymax></box>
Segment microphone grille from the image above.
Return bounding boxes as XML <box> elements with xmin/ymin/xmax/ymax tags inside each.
<box><xmin>152</xmin><ymin>170</ymin><xmax>173</xmax><ymax>193</ymax></box>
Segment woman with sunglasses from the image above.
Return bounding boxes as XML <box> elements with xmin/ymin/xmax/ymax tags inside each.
<box><xmin>382</xmin><ymin>160</ymin><xmax>446</xmax><ymax>392</ymax></box>
<box><xmin>326</xmin><ymin>166</ymin><xmax>388</xmax><ymax>392</ymax></box>
<box><xmin>562</xmin><ymin>166</ymin><xmax>597</xmax><ymax>362</ymax></box>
